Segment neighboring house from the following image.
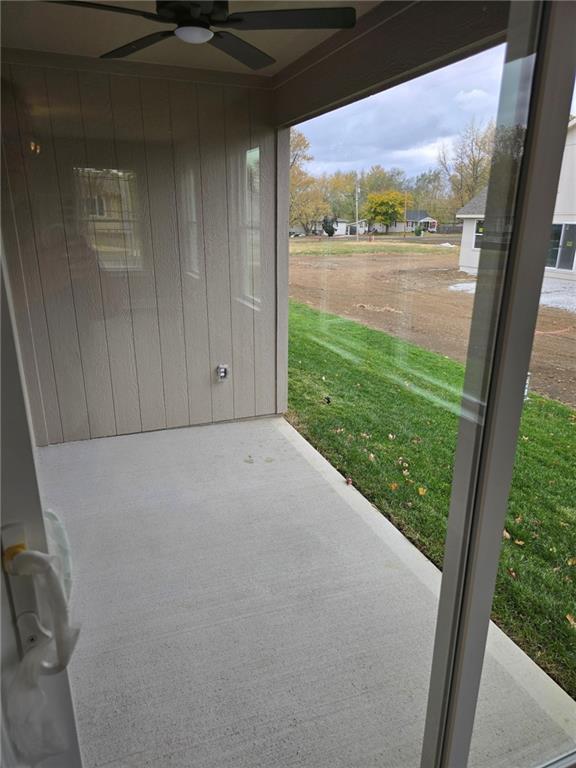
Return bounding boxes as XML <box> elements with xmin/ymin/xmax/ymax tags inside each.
<box><xmin>290</xmin><ymin>219</ymin><xmax>368</xmax><ymax>237</ymax></box>
<box><xmin>457</xmin><ymin>118</ymin><xmax>576</xmax><ymax>279</ymax></box>
<box><xmin>315</xmin><ymin>213</ymin><xmax>439</xmax><ymax>237</ymax></box>
<box><xmin>313</xmin><ymin>218</ymin><xmax>370</xmax><ymax>236</ymax></box>
<box><xmin>387</xmin><ymin>209</ymin><xmax>438</xmax><ymax>233</ymax></box>
<box><xmin>331</xmin><ymin>218</ymin><xmax>369</xmax><ymax>236</ymax></box>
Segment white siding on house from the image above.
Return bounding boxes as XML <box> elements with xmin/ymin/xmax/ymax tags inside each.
<box><xmin>554</xmin><ymin>122</ymin><xmax>576</xmax><ymax>225</ymax></box>
<box><xmin>458</xmin><ymin>218</ymin><xmax>481</xmax><ymax>273</ymax></box>
<box><xmin>458</xmin><ymin>122</ymin><xmax>576</xmax><ymax>278</ymax></box>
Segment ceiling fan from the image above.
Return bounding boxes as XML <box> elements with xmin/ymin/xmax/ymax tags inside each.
<box><xmin>48</xmin><ymin>1</ymin><xmax>357</xmax><ymax>70</ymax></box>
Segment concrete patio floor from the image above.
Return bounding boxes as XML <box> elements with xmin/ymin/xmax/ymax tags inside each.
<box><xmin>36</xmin><ymin>417</ymin><xmax>576</xmax><ymax>768</ymax></box>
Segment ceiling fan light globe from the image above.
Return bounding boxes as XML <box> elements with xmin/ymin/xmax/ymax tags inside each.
<box><xmin>175</xmin><ymin>26</ymin><xmax>214</xmax><ymax>44</ymax></box>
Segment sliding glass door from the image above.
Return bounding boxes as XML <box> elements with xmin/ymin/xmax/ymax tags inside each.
<box><xmin>2</xmin><ymin>2</ymin><xmax>574</xmax><ymax>767</ymax></box>
<box><xmin>421</xmin><ymin>3</ymin><xmax>576</xmax><ymax>767</ymax></box>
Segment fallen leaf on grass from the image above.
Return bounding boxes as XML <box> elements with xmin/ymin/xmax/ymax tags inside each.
<box><xmin>389</xmin><ymin>482</ymin><xmax>399</xmax><ymax>491</ymax></box>
<box><xmin>515</xmin><ymin>515</ymin><xmax>523</xmax><ymax>524</ymax></box>
<box><xmin>403</xmin><ymin>469</ymin><xmax>410</xmax><ymax>477</ymax></box>
<box><xmin>568</xmin><ymin>557</ymin><xmax>576</xmax><ymax>566</ymax></box>
<box><xmin>503</xmin><ymin>529</ymin><xmax>511</xmax><ymax>540</ymax></box>
<box><xmin>345</xmin><ymin>477</ymin><xmax>353</xmax><ymax>486</ymax></box>
<box><xmin>368</xmin><ymin>453</ymin><xmax>376</xmax><ymax>462</ymax></box>
<box><xmin>514</xmin><ymin>540</ymin><xmax>525</xmax><ymax>546</ymax></box>
<box><xmin>360</xmin><ymin>432</ymin><xmax>371</xmax><ymax>439</ymax></box>
<box><xmin>566</xmin><ymin>614</ymin><xmax>576</xmax><ymax>629</ymax></box>
<box><xmin>388</xmin><ymin>433</ymin><xmax>396</xmax><ymax>440</ymax></box>
<box><xmin>334</xmin><ymin>427</ymin><xmax>345</xmax><ymax>434</ymax></box>
<box><xmin>507</xmin><ymin>568</ymin><xmax>517</xmax><ymax>580</ymax></box>
<box><xmin>418</xmin><ymin>487</ymin><xmax>427</xmax><ymax>496</ymax></box>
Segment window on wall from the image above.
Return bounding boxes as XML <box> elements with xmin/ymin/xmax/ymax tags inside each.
<box><xmin>547</xmin><ymin>223</ymin><xmax>576</xmax><ymax>270</ymax></box>
<box><xmin>474</xmin><ymin>219</ymin><xmax>484</xmax><ymax>248</ymax></box>
<box><xmin>558</xmin><ymin>223</ymin><xmax>576</xmax><ymax>270</ymax></box>
<box><xmin>547</xmin><ymin>223</ymin><xmax>563</xmax><ymax>266</ymax></box>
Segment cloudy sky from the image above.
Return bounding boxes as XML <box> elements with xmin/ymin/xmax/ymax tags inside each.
<box><xmin>298</xmin><ymin>45</ymin><xmax>576</xmax><ymax>180</ymax></box>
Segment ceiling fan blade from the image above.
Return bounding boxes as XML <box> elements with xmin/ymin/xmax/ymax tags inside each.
<box><xmin>208</xmin><ymin>32</ymin><xmax>275</xmax><ymax>71</ymax></box>
<box><xmin>218</xmin><ymin>7</ymin><xmax>356</xmax><ymax>31</ymax></box>
<box><xmin>47</xmin><ymin>1</ymin><xmax>170</xmax><ymax>23</ymax></box>
<box><xmin>101</xmin><ymin>30</ymin><xmax>175</xmax><ymax>59</ymax></box>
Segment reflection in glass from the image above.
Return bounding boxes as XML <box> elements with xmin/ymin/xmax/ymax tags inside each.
<box><xmin>467</xmin><ymin>72</ymin><xmax>576</xmax><ymax>768</ymax></box>
<box><xmin>244</xmin><ymin>146</ymin><xmax>260</xmax><ymax>307</ymax></box>
<box><xmin>177</xmin><ymin>166</ymin><xmax>201</xmax><ymax>278</ymax></box>
<box><xmin>74</xmin><ymin>166</ymin><xmax>142</xmax><ymax>271</ymax></box>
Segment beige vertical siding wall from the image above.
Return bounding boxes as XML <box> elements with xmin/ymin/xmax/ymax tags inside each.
<box><xmin>2</xmin><ymin>59</ymin><xmax>279</xmax><ymax>445</ymax></box>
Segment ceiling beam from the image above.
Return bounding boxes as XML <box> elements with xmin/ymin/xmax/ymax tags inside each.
<box><xmin>273</xmin><ymin>1</ymin><xmax>510</xmax><ymax>127</ymax></box>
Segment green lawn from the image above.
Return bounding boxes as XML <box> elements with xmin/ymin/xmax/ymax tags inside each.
<box><xmin>288</xmin><ymin>300</ymin><xmax>576</xmax><ymax>698</ymax></box>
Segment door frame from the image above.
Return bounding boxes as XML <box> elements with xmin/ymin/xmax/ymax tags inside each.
<box><xmin>1</xmin><ymin>266</ymin><xmax>83</xmax><ymax>766</ymax></box>
<box><xmin>420</xmin><ymin>2</ymin><xmax>576</xmax><ymax>767</ymax></box>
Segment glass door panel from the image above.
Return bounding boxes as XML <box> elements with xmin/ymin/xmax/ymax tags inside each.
<box><xmin>467</xmin><ymin>78</ymin><xmax>576</xmax><ymax>768</ymax></box>
<box><xmin>2</xmin><ymin>1</ymin><xmax>573</xmax><ymax>766</ymax></box>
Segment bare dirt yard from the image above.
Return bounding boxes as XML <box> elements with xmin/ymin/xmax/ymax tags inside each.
<box><xmin>289</xmin><ymin>238</ymin><xmax>576</xmax><ymax>407</ymax></box>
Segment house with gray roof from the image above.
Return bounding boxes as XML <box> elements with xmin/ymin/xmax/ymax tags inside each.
<box><xmin>457</xmin><ymin>119</ymin><xmax>576</xmax><ymax>279</ymax></box>
<box><xmin>388</xmin><ymin>208</ymin><xmax>437</xmax><ymax>233</ymax></box>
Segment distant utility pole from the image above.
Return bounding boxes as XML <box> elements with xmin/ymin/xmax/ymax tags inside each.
<box><xmin>355</xmin><ymin>173</ymin><xmax>360</xmax><ymax>241</ymax></box>
<box><xmin>404</xmin><ymin>190</ymin><xmax>407</xmax><ymax>239</ymax></box>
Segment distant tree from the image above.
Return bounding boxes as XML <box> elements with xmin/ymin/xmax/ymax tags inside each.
<box><xmin>438</xmin><ymin>119</ymin><xmax>495</xmax><ymax>212</ymax></box>
<box><xmin>411</xmin><ymin>169</ymin><xmax>450</xmax><ymax>222</ymax></box>
<box><xmin>322</xmin><ymin>216</ymin><xmax>337</xmax><ymax>237</ymax></box>
<box><xmin>362</xmin><ymin>165</ymin><xmax>409</xmax><ymax>195</ymax></box>
<box><xmin>290</xmin><ymin>129</ymin><xmax>312</xmax><ymax>170</ymax></box>
<box><xmin>362</xmin><ymin>191</ymin><xmax>411</xmax><ymax>232</ymax></box>
<box><xmin>320</xmin><ymin>171</ymin><xmax>357</xmax><ymax>220</ymax></box>
<box><xmin>289</xmin><ymin>129</ymin><xmax>329</xmax><ymax>234</ymax></box>
<box><xmin>290</xmin><ymin>166</ymin><xmax>330</xmax><ymax>234</ymax></box>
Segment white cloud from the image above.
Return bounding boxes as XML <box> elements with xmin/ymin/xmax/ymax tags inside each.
<box><xmin>389</xmin><ymin>138</ymin><xmax>456</xmax><ymax>165</ymax></box>
<box><xmin>454</xmin><ymin>88</ymin><xmax>491</xmax><ymax>110</ymax></box>
<box><xmin>298</xmin><ymin>44</ymin><xmax>506</xmax><ymax>178</ymax></box>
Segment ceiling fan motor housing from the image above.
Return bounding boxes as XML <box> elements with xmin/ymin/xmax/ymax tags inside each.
<box><xmin>157</xmin><ymin>1</ymin><xmax>228</xmax><ymax>24</ymax></box>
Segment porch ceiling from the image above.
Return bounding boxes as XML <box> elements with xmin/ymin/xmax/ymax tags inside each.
<box><xmin>36</xmin><ymin>417</ymin><xmax>575</xmax><ymax>767</ymax></box>
<box><xmin>0</xmin><ymin>0</ymin><xmax>378</xmax><ymax>76</ymax></box>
